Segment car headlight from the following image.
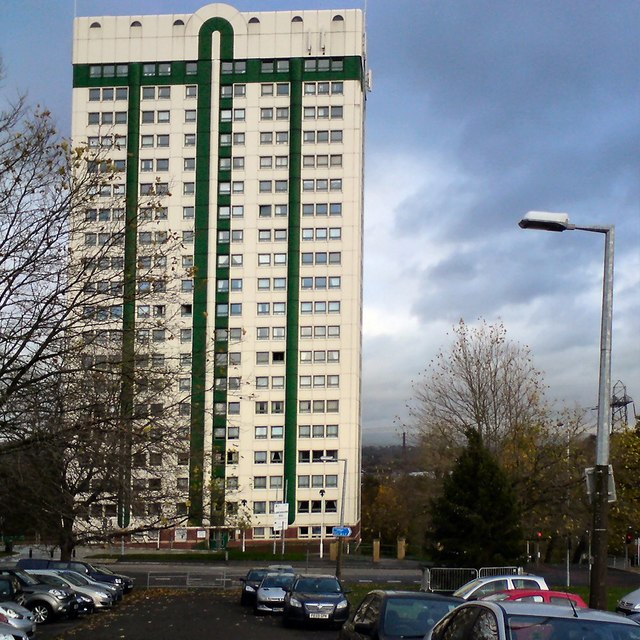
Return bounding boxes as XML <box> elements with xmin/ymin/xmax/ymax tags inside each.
<box><xmin>246</xmin><ymin>585</ymin><xmax>256</xmax><ymax>592</ymax></box>
<box><xmin>634</xmin><ymin>603</ymin><xmax>640</xmax><ymax>610</ymax></box>
<box><xmin>50</xmin><ymin>588</ymin><xmax>67</xmax><ymax>599</ymax></box>
<box><xmin>114</xmin><ymin>578</ymin><xmax>123</xmax><ymax>584</ymax></box>
<box><xmin>1</xmin><ymin>608</ymin><xmax>21</xmax><ymax>619</ymax></box>
<box><xmin>336</xmin><ymin>599</ymin><xmax>348</xmax><ymax>610</ymax></box>
<box><xmin>289</xmin><ymin>597</ymin><xmax>302</xmax><ymax>608</ymax></box>
<box><xmin>0</xmin><ymin>633</ymin><xmax>14</xmax><ymax>640</ymax></box>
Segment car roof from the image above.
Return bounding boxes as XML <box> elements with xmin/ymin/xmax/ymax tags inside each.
<box><xmin>473</xmin><ymin>574</ymin><xmax>545</xmax><ymax>583</ymax></box>
<box><xmin>474</xmin><ymin>600</ymin><xmax>639</xmax><ymax>623</ymax></box>
<box><xmin>368</xmin><ymin>589</ymin><xmax>463</xmax><ymax>601</ymax></box>
<box><xmin>491</xmin><ymin>588</ymin><xmax>580</xmax><ymax>598</ymax></box>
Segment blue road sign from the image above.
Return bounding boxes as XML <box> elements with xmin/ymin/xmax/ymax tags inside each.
<box><xmin>332</xmin><ymin>526</ymin><xmax>352</xmax><ymax>537</ymax></box>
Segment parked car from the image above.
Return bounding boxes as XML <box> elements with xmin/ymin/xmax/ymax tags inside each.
<box><xmin>617</xmin><ymin>586</ymin><xmax>640</xmax><ymax>616</ymax></box>
<box><xmin>27</xmin><ymin>570</ymin><xmax>112</xmax><ymax>610</ymax></box>
<box><xmin>71</xmin><ymin>593</ymin><xmax>94</xmax><ymax>616</ymax></box>
<box><xmin>16</xmin><ymin>559</ymin><xmax>133</xmax><ymax>593</ymax></box>
<box><xmin>89</xmin><ymin>565</ymin><xmax>134</xmax><ymax>593</ymax></box>
<box><xmin>254</xmin><ymin>572</ymin><xmax>295</xmax><ymax>614</ymax></box>
<box><xmin>339</xmin><ymin>590</ymin><xmax>462</xmax><ymax>640</ymax></box>
<box><xmin>55</xmin><ymin>569</ymin><xmax>123</xmax><ymax>602</ymax></box>
<box><xmin>482</xmin><ymin>588</ymin><xmax>587</xmax><ymax>608</ymax></box>
<box><xmin>282</xmin><ymin>574</ymin><xmax>350</xmax><ymax>628</ymax></box>
<box><xmin>239</xmin><ymin>565</ymin><xmax>293</xmax><ymax>607</ymax></box>
<box><xmin>452</xmin><ymin>574</ymin><xmax>548</xmax><ymax>600</ymax></box>
<box><xmin>0</xmin><ymin>569</ymin><xmax>78</xmax><ymax>624</ymax></box>
<box><xmin>425</xmin><ymin>600</ymin><xmax>640</xmax><ymax>640</ymax></box>
<box><xmin>0</xmin><ymin>621</ymin><xmax>29</xmax><ymax>640</ymax></box>
<box><xmin>0</xmin><ymin>601</ymin><xmax>36</xmax><ymax>639</ymax></box>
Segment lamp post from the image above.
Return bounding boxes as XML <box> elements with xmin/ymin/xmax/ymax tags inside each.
<box><xmin>319</xmin><ymin>489</ymin><xmax>326</xmax><ymax>559</ymax></box>
<box><xmin>336</xmin><ymin>457</ymin><xmax>348</xmax><ymax>579</ymax></box>
<box><xmin>321</xmin><ymin>455</ymin><xmax>349</xmax><ymax>578</ymax></box>
<box><xmin>519</xmin><ymin>211</ymin><xmax>615</xmax><ymax>610</ymax></box>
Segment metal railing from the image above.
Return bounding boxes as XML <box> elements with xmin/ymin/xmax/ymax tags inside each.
<box><xmin>421</xmin><ymin>566</ymin><xmax>521</xmax><ymax>592</ymax></box>
<box><xmin>145</xmin><ymin>569</ymin><xmax>232</xmax><ymax>589</ymax></box>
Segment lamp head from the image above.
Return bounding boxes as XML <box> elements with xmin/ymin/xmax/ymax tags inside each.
<box><xmin>519</xmin><ymin>211</ymin><xmax>572</xmax><ymax>232</ymax></box>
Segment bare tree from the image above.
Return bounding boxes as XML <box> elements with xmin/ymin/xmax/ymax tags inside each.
<box><xmin>0</xmin><ymin>89</ymin><xmax>195</xmax><ymax>557</ymax></box>
<box><xmin>409</xmin><ymin>319</ymin><xmax>549</xmax><ymax>452</ymax></box>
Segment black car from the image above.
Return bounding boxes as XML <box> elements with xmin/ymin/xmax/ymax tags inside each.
<box><xmin>0</xmin><ymin>569</ymin><xmax>78</xmax><ymax>624</ymax></box>
<box><xmin>282</xmin><ymin>574</ymin><xmax>350</xmax><ymax>628</ymax></box>
<box><xmin>339</xmin><ymin>590</ymin><xmax>463</xmax><ymax>640</ymax></box>
<box><xmin>239</xmin><ymin>565</ymin><xmax>293</xmax><ymax>606</ymax></box>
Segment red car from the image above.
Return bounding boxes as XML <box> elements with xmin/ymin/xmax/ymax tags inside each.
<box><xmin>482</xmin><ymin>589</ymin><xmax>587</xmax><ymax>608</ymax></box>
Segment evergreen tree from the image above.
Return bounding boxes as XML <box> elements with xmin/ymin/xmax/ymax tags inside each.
<box><xmin>429</xmin><ymin>429</ymin><xmax>523</xmax><ymax>567</ymax></box>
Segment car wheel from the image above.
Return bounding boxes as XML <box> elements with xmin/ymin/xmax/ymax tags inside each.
<box><xmin>29</xmin><ymin>601</ymin><xmax>53</xmax><ymax>624</ymax></box>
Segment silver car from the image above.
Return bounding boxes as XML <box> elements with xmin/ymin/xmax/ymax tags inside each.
<box><xmin>452</xmin><ymin>574</ymin><xmax>548</xmax><ymax>600</ymax></box>
<box><xmin>254</xmin><ymin>572</ymin><xmax>295</xmax><ymax>614</ymax></box>
<box><xmin>617</xmin><ymin>586</ymin><xmax>640</xmax><ymax>615</ymax></box>
<box><xmin>425</xmin><ymin>600</ymin><xmax>640</xmax><ymax>640</ymax></box>
<box><xmin>0</xmin><ymin>621</ymin><xmax>29</xmax><ymax>640</ymax></box>
<box><xmin>0</xmin><ymin>602</ymin><xmax>36</xmax><ymax>638</ymax></box>
<box><xmin>54</xmin><ymin>570</ymin><xmax>123</xmax><ymax>602</ymax></box>
<box><xmin>27</xmin><ymin>570</ymin><xmax>113</xmax><ymax>609</ymax></box>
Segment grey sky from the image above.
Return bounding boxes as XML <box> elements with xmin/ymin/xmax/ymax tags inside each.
<box><xmin>1</xmin><ymin>0</ymin><xmax>638</xmax><ymax>444</ymax></box>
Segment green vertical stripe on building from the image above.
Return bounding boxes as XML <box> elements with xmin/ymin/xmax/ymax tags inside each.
<box><xmin>189</xmin><ymin>17</ymin><xmax>234</xmax><ymax>524</ymax></box>
<box><xmin>118</xmin><ymin>64</ymin><xmax>141</xmax><ymax>529</ymax></box>
<box><xmin>284</xmin><ymin>59</ymin><xmax>303</xmax><ymax>525</ymax></box>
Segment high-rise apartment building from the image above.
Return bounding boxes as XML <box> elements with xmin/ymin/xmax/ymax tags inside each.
<box><xmin>72</xmin><ymin>3</ymin><xmax>366</xmax><ymax>547</ymax></box>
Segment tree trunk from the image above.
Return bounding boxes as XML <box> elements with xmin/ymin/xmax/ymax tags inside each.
<box><xmin>59</xmin><ymin>517</ymin><xmax>76</xmax><ymax>561</ymax></box>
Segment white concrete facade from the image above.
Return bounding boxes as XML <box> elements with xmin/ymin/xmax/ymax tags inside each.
<box><xmin>72</xmin><ymin>3</ymin><xmax>365</xmax><ymax>544</ymax></box>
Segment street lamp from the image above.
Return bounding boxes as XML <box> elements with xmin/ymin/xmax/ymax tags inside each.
<box><xmin>319</xmin><ymin>489</ymin><xmax>326</xmax><ymax>559</ymax></box>
<box><xmin>320</xmin><ymin>455</ymin><xmax>349</xmax><ymax>578</ymax></box>
<box><xmin>519</xmin><ymin>211</ymin><xmax>615</xmax><ymax>610</ymax></box>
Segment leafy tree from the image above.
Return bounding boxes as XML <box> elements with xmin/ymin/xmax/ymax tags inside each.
<box><xmin>429</xmin><ymin>429</ymin><xmax>523</xmax><ymax>566</ymax></box>
<box><xmin>409</xmin><ymin>319</ymin><xmax>593</xmax><ymax>556</ymax></box>
<box><xmin>609</xmin><ymin>420</ymin><xmax>640</xmax><ymax>554</ymax></box>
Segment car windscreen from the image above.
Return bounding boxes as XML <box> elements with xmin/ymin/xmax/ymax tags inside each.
<box><xmin>261</xmin><ymin>574</ymin><xmax>294</xmax><ymax>589</ymax></box>
<box><xmin>453</xmin><ymin>579</ymin><xmax>484</xmax><ymax>598</ymax></box>
<box><xmin>13</xmin><ymin>570</ymin><xmax>39</xmax><ymax>586</ymax></box>
<box><xmin>34</xmin><ymin>574</ymin><xmax>67</xmax><ymax>588</ymax></box>
<box><xmin>384</xmin><ymin>597</ymin><xmax>460</xmax><ymax>637</ymax></box>
<box><xmin>295</xmin><ymin>578</ymin><xmax>341</xmax><ymax>594</ymax></box>
<box><xmin>247</xmin><ymin>570</ymin><xmax>268</xmax><ymax>581</ymax></box>
<box><xmin>0</xmin><ymin>579</ymin><xmax>14</xmax><ymax>597</ymax></box>
<box><xmin>59</xmin><ymin>572</ymin><xmax>86</xmax><ymax>586</ymax></box>
<box><xmin>508</xmin><ymin>614</ymin><xmax>640</xmax><ymax>639</ymax></box>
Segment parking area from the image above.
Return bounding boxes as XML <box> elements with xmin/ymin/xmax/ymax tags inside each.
<box><xmin>36</xmin><ymin>588</ymin><xmax>337</xmax><ymax>640</ymax></box>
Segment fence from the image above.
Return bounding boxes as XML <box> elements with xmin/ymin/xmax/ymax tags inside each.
<box><xmin>145</xmin><ymin>569</ymin><xmax>233</xmax><ymax>589</ymax></box>
<box><xmin>421</xmin><ymin>566</ymin><xmax>521</xmax><ymax>593</ymax></box>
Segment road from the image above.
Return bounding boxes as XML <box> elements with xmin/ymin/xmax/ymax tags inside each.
<box><xmin>113</xmin><ymin>559</ymin><xmax>424</xmax><ymax>589</ymax></box>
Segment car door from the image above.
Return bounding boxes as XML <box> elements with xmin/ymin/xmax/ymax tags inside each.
<box><xmin>431</xmin><ymin>606</ymin><xmax>481</xmax><ymax>639</ymax></box>
<box><xmin>341</xmin><ymin>593</ymin><xmax>380</xmax><ymax>639</ymax></box>
<box><xmin>472</xmin><ymin>580</ymin><xmax>509</xmax><ymax>599</ymax></box>
<box><xmin>512</xmin><ymin>579</ymin><xmax>543</xmax><ymax>590</ymax></box>
<box><xmin>468</xmin><ymin>609</ymin><xmax>499</xmax><ymax>640</ymax></box>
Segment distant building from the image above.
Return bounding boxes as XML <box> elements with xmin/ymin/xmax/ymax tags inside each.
<box><xmin>71</xmin><ymin>3</ymin><xmax>366</xmax><ymax>546</ymax></box>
